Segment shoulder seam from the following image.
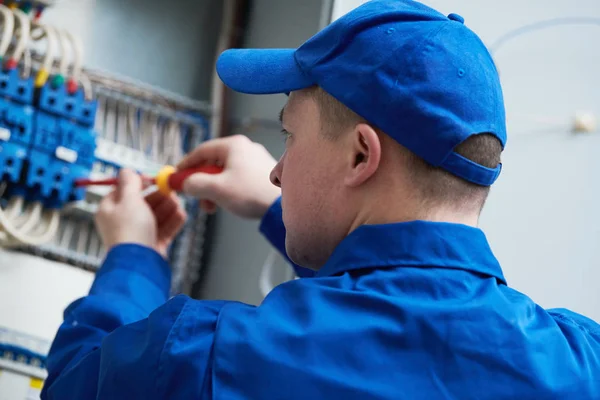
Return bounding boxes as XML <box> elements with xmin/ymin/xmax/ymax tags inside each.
<box><xmin>155</xmin><ymin>296</ymin><xmax>190</xmax><ymax>399</ymax></box>
<box><xmin>550</xmin><ymin>311</ymin><xmax>600</xmax><ymax>338</ymax></box>
<box><xmin>202</xmin><ymin>301</ymin><xmax>230</xmax><ymax>395</ymax></box>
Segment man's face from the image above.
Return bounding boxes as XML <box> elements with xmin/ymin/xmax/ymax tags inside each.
<box><xmin>270</xmin><ymin>90</ymin><xmax>352</xmax><ymax>269</ymax></box>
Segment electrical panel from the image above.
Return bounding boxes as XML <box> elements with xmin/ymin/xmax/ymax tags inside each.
<box><xmin>0</xmin><ymin>1</ymin><xmax>213</xmax><ymax>397</ymax></box>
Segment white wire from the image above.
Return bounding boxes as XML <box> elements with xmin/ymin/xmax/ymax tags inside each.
<box><xmin>0</xmin><ymin>5</ymin><xmax>15</xmax><ymax>58</ymax></box>
<box><xmin>21</xmin><ymin>47</ymin><xmax>31</xmax><ymax>78</ymax></box>
<box><xmin>80</xmin><ymin>72</ymin><xmax>93</xmax><ymax>100</ymax></box>
<box><xmin>30</xmin><ymin>23</ymin><xmax>56</xmax><ymax>80</ymax></box>
<box><xmin>0</xmin><ymin>186</ymin><xmax>58</xmax><ymax>247</ymax></box>
<box><xmin>76</xmin><ymin>220</ymin><xmax>90</xmax><ymax>254</ymax></box>
<box><xmin>104</xmin><ymin>97</ymin><xmax>117</xmax><ymax>142</ymax></box>
<box><xmin>149</xmin><ymin>112</ymin><xmax>159</xmax><ymax>161</ymax></box>
<box><xmin>29</xmin><ymin>209</ymin><xmax>60</xmax><ymax>240</ymax></box>
<box><xmin>64</xmin><ymin>31</ymin><xmax>82</xmax><ymax>84</ymax></box>
<box><xmin>40</xmin><ymin>211</ymin><xmax>61</xmax><ymax>243</ymax></box>
<box><xmin>11</xmin><ymin>9</ymin><xmax>30</xmax><ymax>63</ymax></box>
<box><xmin>95</xmin><ymin>95</ymin><xmax>106</xmax><ymax>134</ymax></box>
<box><xmin>87</xmin><ymin>222</ymin><xmax>99</xmax><ymax>257</ymax></box>
<box><xmin>55</xmin><ymin>28</ymin><xmax>70</xmax><ymax>78</ymax></box>
<box><xmin>123</xmin><ymin>102</ymin><xmax>135</xmax><ymax>148</ymax></box>
<box><xmin>6</xmin><ymin>197</ymin><xmax>23</xmax><ymax>219</ymax></box>
<box><xmin>39</xmin><ymin>25</ymin><xmax>57</xmax><ymax>73</ymax></box>
<box><xmin>59</xmin><ymin>218</ymin><xmax>75</xmax><ymax>248</ymax></box>
<box><xmin>139</xmin><ymin>110</ymin><xmax>153</xmax><ymax>155</ymax></box>
<box><xmin>128</xmin><ymin>104</ymin><xmax>141</xmax><ymax>150</ymax></box>
<box><xmin>166</xmin><ymin>120</ymin><xmax>182</xmax><ymax>164</ymax></box>
<box><xmin>116</xmin><ymin>101</ymin><xmax>128</xmax><ymax>145</ymax></box>
<box><xmin>0</xmin><ymin>204</ymin><xmax>57</xmax><ymax>246</ymax></box>
<box><xmin>16</xmin><ymin>202</ymin><xmax>42</xmax><ymax>234</ymax></box>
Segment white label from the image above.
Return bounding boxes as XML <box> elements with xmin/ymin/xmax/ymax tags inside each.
<box><xmin>0</xmin><ymin>127</ymin><xmax>11</xmax><ymax>141</ymax></box>
<box><xmin>55</xmin><ymin>146</ymin><xmax>78</xmax><ymax>163</ymax></box>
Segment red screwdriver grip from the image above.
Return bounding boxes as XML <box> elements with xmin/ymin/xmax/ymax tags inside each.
<box><xmin>167</xmin><ymin>165</ymin><xmax>224</xmax><ymax>192</ymax></box>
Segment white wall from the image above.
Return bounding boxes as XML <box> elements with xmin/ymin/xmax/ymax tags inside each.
<box><xmin>331</xmin><ymin>0</ymin><xmax>600</xmax><ymax>321</ymax></box>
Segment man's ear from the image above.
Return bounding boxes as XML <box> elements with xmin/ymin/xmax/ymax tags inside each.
<box><xmin>344</xmin><ymin>123</ymin><xmax>381</xmax><ymax>187</ymax></box>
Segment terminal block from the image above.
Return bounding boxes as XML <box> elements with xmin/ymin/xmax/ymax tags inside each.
<box><xmin>37</xmin><ymin>84</ymin><xmax>97</xmax><ymax>127</ymax></box>
<box><xmin>0</xmin><ymin>98</ymin><xmax>34</xmax><ymax>185</ymax></box>
<box><xmin>0</xmin><ymin>68</ymin><xmax>35</xmax><ymax>105</ymax></box>
<box><xmin>11</xmin><ymin>77</ymin><xmax>100</xmax><ymax>209</ymax></box>
<box><xmin>25</xmin><ymin>150</ymin><xmax>90</xmax><ymax>208</ymax></box>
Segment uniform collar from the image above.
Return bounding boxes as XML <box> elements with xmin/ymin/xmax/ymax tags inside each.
<box><xmin>316</xmin><ymin>220</ymin><xmax>506</xmax><ymax>284</ymax></box>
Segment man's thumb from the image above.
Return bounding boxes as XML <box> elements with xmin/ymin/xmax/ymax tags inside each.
<box><xmin>182</xmin><ymin>173</ymin><xmax>222</xmax><ymax>201</ymax></box>
<box><xmin>116</xmin><ymin>169</ymin><xmax>142</xmax><ymax>201</ymax></box>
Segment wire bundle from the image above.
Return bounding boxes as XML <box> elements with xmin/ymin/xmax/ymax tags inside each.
<box><xmin>95</xmin><ymin>96</ymin><xmax>191</xmax><ymax>166</ymax></box>
<box><xmin>0</xmin><ymin>4</ymin><xmax>91</xmax><ymax>247</ymax></box>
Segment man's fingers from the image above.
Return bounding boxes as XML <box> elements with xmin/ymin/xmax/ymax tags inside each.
<box><xmin>153</xmin><ymin>195</ymin><xmax>181</xmax><ymax>225</ymax></box>
<box><xmin>200</xmin><ymin>199</ymin><xmax>217</xmax><ymax>214</ymax></box>
<box><xmin>157</xmin><ymin>208</ymin><xmax>187</xmax><ymax>241</ymax></box>
<box><xmin>177</xmin><ymin>140</ymin><xmax>227</xmax><ymax>170</ymax></box>
<box><xmin>145</xmin><ymin>190</ymin><xmax>168</xmax><ymax>209</ymax></box>
<box><xmin>177</xmin><ymin>135</ymin><xmax>248</xmax><ymax>170</ymax></box>
<box><xmin>116</xmin><ymin>169</ymin><xmax>143</xmax><ymax>201</ymax></box>
<box><xmin>181</xmin><ymin>172</ymin><xmax>224</xmax><ymax>201</ymax></box>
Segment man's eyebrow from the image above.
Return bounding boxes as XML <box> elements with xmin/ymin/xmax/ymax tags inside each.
<box><xmin>279</xmin><ymin>107</ymin><xmax>285</xmax><ymax>124</ymax></box>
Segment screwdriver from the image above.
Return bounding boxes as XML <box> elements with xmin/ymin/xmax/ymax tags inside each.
<box><xmin>74</xmin><ymin>165</ymin><xmax>224</xmax><ymax>195</ymax></box>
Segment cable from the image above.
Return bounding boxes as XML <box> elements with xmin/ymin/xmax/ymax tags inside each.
<box><xmin>149</xmin><ymin>112</ymin><xmax>159</xmax><ymax>161</ymax></box>
<box><xmin>79</xmin><ymin>72</ymin><xmax>93</xmax><ymax>100</ymax></box>
<box><xmin>6</xmin><ymin>8</ymin><xmax>30</xmax><ymax>70</ymax></box>
<box><xmin>87</xmin><ymin>225</ymin><xmax>99</xmax><ymax>259</ymax></box>
<box><xmin>116</xmin><ymin>100</ymin><xmax>128</xmax><ymax>146</ymax></box>
<box><xmin>53</xmin><ymin>27</ymin><xmax>69</xmax><ymax>88</ymax></box>
<box><xmin>31</xmin><ymin>23</ymin><xmax>56</xmax><ymax>86</ymax></box>
<box><xmin>104</xmin><ymin>97</ymin><xmax>117</xmax><ymax>142</ymax></box>
<box><xmin>164</xmin><ymin>119</ymin><xmax>182</xmax><ymax>164</ymax></box>
<box><xmin>64</xmin><ymin>30</ymin><xmax>82</xmax><ymax>94</ymax></box>
<box><xmin>6</xmin><ymin>196</ymin><xmax>23</xmax><ymax>219</ymax></box>
<box><xmin>59</xmin><ymin>219</ymin><xmax>75</xmax><ymax>248</ymax></box>
<box><xmin>41</xmin><ymin>211</ymin><xmax>60</xmax><ymax>241</ymax></box>
<box><xmin>15</xmin><ymin>202</ymin><xmax>42</xmax><ymax>234</ymax></box>
<box><xmin>0</xmin><ymin>204</ymin><xmax>57</xmax><ymax>246</ymax></box>
<box><xmin>95</xmin><ymin>94</ymin><xmax>106</xmax><ymax>134</ymax></box>
<box><xmin>75</xmin><ymin>220</ymin><xmax>89</xmax><ymax>254</ymax></box>
<box><xmin>21</xmin><ymin>46</ymin><xmax>31</xmax><ymax>78</ymax></box>
<box><xmin>490</xmin><ymin>17</ymin><xmax>600</xmax><ymax>55</ymax></box>
<box><xmin>0</xmin><ymin>5</ymin><xmax>15</xmax><ymax>59</ymax></box>
<box><xmin>127</xmin><ymin>104</ymin><xmax>141</xmax><ymax>151</ymax></box>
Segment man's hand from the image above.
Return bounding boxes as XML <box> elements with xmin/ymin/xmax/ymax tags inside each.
<box><xmin>95</xmin><ymin>169</ymin><xmax>187</xmax><ymax>258</ymax></box>
<box><xmin>177</xmin><ymin>135</ymin><xmax>281</xmax><ymax>219</ymax></box>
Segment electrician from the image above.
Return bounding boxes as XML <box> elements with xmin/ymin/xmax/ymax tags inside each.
<box><xmin>42</xmin><ymin>1</ymin><xmax>600</xmax><ymax>399</ymax></box>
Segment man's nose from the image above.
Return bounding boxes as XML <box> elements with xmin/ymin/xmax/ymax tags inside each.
<box><xmin>270</xmin><ymin>154</ymin><xmax>284</xmax><ymax>188</ymax></box>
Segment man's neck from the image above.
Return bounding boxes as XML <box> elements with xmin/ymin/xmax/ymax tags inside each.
<box><xmin>348</xmin><ymin>202</ymin><xmax>480</xmax><ymax>234</ymax></box>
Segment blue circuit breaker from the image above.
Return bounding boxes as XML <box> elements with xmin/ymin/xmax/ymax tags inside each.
<box><xmin>0</xmin><ymin>68</ymin><xmax>98</xmax><ymax>209</ymax></box>
<box><xmin>0</xmin><ymin>70</ymin><xmax>35</xmax><ymax>188</ymax></box>
<box><xmin>26</xmin><ymin>84</ymin><xmax>98</xmax><ymax>208</ymax></box>
<box><xmin>0</xmin><ymin>68</ymin><xmax>35</xmax><ymax>105</ymax></box>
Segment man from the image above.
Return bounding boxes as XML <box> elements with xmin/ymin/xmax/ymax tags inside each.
<box><xmin>42</xmin><ymin>1</ymin><xmax>600</xmax><ymax>399</ymax></box>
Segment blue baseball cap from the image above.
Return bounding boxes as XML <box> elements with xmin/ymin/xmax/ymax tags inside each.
<box><xmin>216</xmin><ymin>0</ymin><xmax>506</xmax><ymax>186</ymax></box>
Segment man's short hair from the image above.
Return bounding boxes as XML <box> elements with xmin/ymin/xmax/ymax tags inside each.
<box><xmin>307</xmin><ymin>86</ymin><xmax>502</xmax><ymax>211</ymax></box>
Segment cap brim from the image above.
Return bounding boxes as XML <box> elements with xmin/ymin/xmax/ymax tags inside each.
<box><xmin>216</xmin><ymin>49</ymin><xmax>314</xmax><ymax>95</ymax></box>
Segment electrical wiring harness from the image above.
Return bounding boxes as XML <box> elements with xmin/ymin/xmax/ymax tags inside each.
<box><xmin>0</xmin><ymin>4</ymin><xmax>98</xmax><ymax>248</ymax></box>
<box><xmin>0</xmin><ymin>2</ymin><xmax>210</xmax><ymax>295</ymax></box>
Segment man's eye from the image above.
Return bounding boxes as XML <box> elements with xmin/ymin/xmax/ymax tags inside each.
<box><xmin>281</xmin><ymin>129</ymin><xmax>292</xmax><ymax>142</ymax></box>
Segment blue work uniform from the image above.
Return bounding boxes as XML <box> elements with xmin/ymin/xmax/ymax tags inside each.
<box><xmin>42</xmin><ymin>197</ymin><xmax>600</xmax><ymax>399</ymax></box>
